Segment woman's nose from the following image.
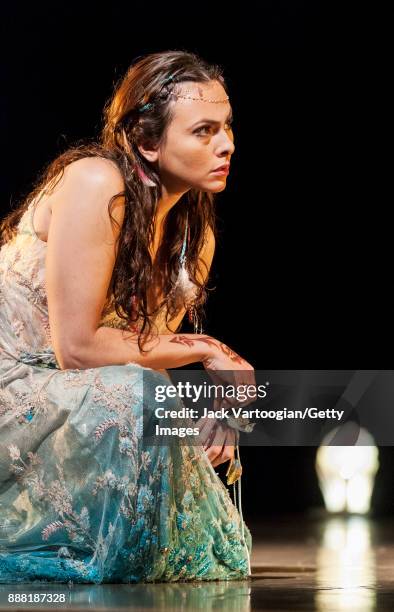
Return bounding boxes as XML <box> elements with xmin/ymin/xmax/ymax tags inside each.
<box><xmin>218</xmin><ymin>131</ymin><xmax>235</xmax><ymax>155</ymax></box>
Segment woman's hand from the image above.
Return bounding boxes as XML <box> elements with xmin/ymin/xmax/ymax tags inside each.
<box><xmin>196</xmin><ymin>417</ymin><xmax>237</xmax><ymax>467</ymax></box>
<box><xmin>201</xmin><ymin>340</ymin><xmax>257</xmax><ymax>411</ymax></box>
<box><xmin>194</xmin><ymin>337</ymin><xmax>256</xmax><ymax>467</ymax></box>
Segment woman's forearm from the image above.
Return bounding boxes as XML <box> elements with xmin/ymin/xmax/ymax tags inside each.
<box><xmin>60</xmin><ymin>325</ymin><xmax>215</xmax><ymax>370</ymax></box>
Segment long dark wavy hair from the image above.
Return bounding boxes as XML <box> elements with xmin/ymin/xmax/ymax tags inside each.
<box><xmin>0</xmin><ymin>50</ymin><xmax>229</xmax><ymax>352</ymax></box>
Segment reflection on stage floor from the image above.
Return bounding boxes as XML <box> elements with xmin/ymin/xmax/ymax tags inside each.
<box><xmin>1</xmin><ymin>513</ymin><xmax>393</xmax><ymax>611</ymax></box>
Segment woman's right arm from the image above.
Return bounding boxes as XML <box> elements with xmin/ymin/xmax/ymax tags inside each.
<box><xmin>45</xmin><ymin>156</ymin><xmax>217</xmax><ymax>370</ymax></box>
<box><xmin>77</xmin><ymin>326</ymin><xmax>217</xmax><ymax>370</ymax></box>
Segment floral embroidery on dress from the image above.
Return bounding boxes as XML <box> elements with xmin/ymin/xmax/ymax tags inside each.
<box><xmin>61</xmin><ymin>368</ymin><xmax>95</xmax><ymax>388</ymax></box>
<box><xmin>87</xmin><ymin>370</ymin><xmax>145</xmax><ymax>456</ymax></box>
<box><xmin>0</xmin><ymin>373</ymin><xmax>53</xmax><ymax>423</ymax></box>
<box><xmin>11</xmin><ymin>318</ymin><xmax>25</xmax><ymax>338</ymax></box>
<box><xmin>8</xmin><ymin>447</ymin><xmax>96</xmax><ymax>550</ymax></box>
<box><xmin>6</xmin><ymin>266</ymin><xmax>48</xmax><ymax>311</ymax></box>
<box><xmin>40</xmin><ymin>314</ymin><xmax>52</xmax><ymax>344</ymax></box>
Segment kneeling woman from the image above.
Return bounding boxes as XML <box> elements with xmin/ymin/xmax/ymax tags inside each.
<box><xmin>0</xmin><ymin>49</ymin><xmax>255</xmax><ymax>584</ymax></box>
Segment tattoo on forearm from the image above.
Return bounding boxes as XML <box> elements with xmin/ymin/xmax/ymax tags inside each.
<box><xmin>169</xmin><ymin>335</ymin><xmax>245</xmax><ymax>364</ymax></box>
<box><xmin>217</xmin><ymin>342</ymin><xmax>244</xmax><ymax>365</ymax></box>
<box><xmin>169</xmin><ymin>335</ymin><xmax>214</xmax><ymax>348</ymax></box>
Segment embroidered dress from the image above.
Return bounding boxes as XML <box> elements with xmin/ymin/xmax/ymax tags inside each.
<box><xmin>0</xmin><ymin>199</ymin><xmax>251</xmax><ymax>584</ymax></box>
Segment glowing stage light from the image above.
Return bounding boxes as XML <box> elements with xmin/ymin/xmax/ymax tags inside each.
<box><xmin>315</xmin><ymin>425</ymin><xmax>379</xmax><ymax>514</ymax></box>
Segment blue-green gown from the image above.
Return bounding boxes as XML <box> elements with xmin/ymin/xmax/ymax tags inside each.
<box><xmin>0</xmin><ymin>200</ymin><xmax>251</xmax><ymax>584</ymax></box>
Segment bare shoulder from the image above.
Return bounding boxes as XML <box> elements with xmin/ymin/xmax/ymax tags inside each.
<box><xmin>44</xmin><ymin>156</ymin><xmax>126</xmax><ymax>250</ymax></box>
<box><xmin>61</xmin><ymin>156</ymin><xmax>125</xmax><ymax>192</ymax></box>
<box><xmin>48</xmin><ymin>156</ymin><xmax>126</xmax><ymax>228</ymax></box>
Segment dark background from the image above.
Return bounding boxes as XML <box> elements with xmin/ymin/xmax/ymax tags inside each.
<box><xmin>2</xmin><ymin>2</ymin><xmax>392</xmax><ymax>518</ymax></box>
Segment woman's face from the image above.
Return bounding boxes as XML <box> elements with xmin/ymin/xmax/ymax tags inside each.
<box><xmin>143</xmin><ymin>80</ymin><xmax>235</xmax><ymax>194</ymax></box>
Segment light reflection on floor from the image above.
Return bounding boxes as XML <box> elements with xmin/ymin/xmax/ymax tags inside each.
<box><xmin>315</xmin><ymin>515</ymin><xmax>376</xmax><ymax>610</ymax></box>
<box><xmin>0</xmin><ymin>514</ymin><xmax>393</xmax><ymax>611</ymax></box>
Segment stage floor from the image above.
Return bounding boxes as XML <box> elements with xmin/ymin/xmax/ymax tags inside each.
<box><xmin>0</xmin><ymin>512</ymin><xmax>393</xmax><ymax>611</ymax></box>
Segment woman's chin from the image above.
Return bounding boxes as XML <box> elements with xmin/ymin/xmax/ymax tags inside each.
<box><xmin>202</xmin><ymin>179</ymin><xmax>228</xmax><ymax>193</ymax></box>
<box><xmin>210</xmin><ymin>183</ymin><xmax>227</xmax><ymax>193</ymax></box>
<box><xmin>188</xmin><ymin>176</ymin><xmax>228</xmax><ymax>193</ymax></box>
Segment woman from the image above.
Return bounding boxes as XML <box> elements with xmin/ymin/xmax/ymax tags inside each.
<box><xmin>0</xmin><ymin>50</ymin><xmax>255</xmax><ymax>583</ymax></box>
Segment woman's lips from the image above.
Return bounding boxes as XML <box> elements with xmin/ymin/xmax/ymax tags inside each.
<box><xmin>211</xmin><ymin>167</ymin><xmax>230</xmax><ymax>175</ymax></box>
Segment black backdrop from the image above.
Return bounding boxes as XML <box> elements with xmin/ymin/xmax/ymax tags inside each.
<box><xmin>2</xmin><ymin>2</ymin><xmax>392</xmax><ymax>518</ymax></box>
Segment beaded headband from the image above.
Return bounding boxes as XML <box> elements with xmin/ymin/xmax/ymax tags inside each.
<box><xmin>138</xmin><ymin>73</ymin><xmax>229</xmax><ymax>113</ymax></box>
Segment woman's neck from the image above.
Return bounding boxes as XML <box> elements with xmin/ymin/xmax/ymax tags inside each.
<box><xmin>155</xmin><ymin>178</ymin><xmax>190</xmax><ymax>222</ymax></box>
<box><xmin>150</xmin><ymin>183</ymin><xmax>189</xmax><ymax>261</ymax></box>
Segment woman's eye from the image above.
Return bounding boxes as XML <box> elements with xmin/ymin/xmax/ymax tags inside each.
<box><xmin>194</xmin><ymin>121</ymin><xmax>233</xmax><ymax>136</ymax></box>
<box><xmin>194</xmin><ymin>125</ymin><xmax>211</xmax><ymax>136</ymax></box>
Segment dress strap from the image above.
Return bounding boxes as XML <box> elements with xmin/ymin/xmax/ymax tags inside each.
<box><xmin>28</xmin><ymin>193</ymin><xmax>46</xmax><ymax>243</ymax></box>
<box><xmin>29</xmin><ymin>202</ymin><xmax>38</xmax><ymax>240</ymax></box>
